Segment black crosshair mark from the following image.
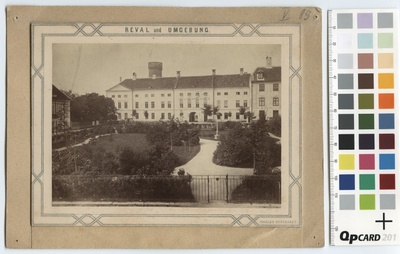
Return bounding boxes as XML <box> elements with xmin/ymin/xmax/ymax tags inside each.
<box><xmin>375</xmin><ymin>213</ymin><xmax>393</xmax><ymax>230</ymax></box>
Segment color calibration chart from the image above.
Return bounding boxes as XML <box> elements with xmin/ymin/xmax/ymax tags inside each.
<box><xmin>329</xmin><ymin>10</ymin><xmax>399</xmax><ymax>245</ymax></box>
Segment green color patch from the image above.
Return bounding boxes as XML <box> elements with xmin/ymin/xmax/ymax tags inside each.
<box><xmin>378</xmin><ymin>33</ymin><xmax>393</xmax><ymax>48</ymax></box>
<box><xmin>359</xmin><ymin>174</ymin><xmax>375</xmax><ymax>190</ymax></box>
<box><xmin>359</xmin><ymin>94</ymin><xmax>374</xmax><ymax>109</ymax></box>
<box><xmin>359</xmin><ymin>114</ymin><xmax>374</xmax><ymax>129</ymax></box>
<box><xmin>360</xmin><ymin>194</ymin><xmax>375</xmax><ymax>210</ymax></box>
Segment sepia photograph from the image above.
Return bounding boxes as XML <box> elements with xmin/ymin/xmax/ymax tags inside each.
<box><xmin>51</xmin><ymin>43</ymin><xmax>282</xmax><ymax>206</ymax></box>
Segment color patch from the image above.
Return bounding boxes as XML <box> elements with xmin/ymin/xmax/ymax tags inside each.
<box><xmin>378</xmin><ymin>33</ymin><xmax>393</xmax><ymax>48</ymax></box>
<box><xmin>339</xmin><ymin>114</ymin><xmax>354</xmax><ymax>129</ymax></box>
<box><xmin>358</xmin><ymin>73</ymin><xmax>374</xmax><ymax>89</ymax></box>
<box><xmin>380</xmin><ymin>194</ymin><xmax>396</xmax><ymax>210</ymax></box>
<box><xmin>379</xmin><ymin>114</ymin><xmax>395</xmax><ymax>129</ymax></box>
<box><xmin>360</xmin><ymin>194</ymin><xmax>375</xmax><ymax>210</ymax></box>
<box><xmin>338</xmin><ymin>74</ymin><xmax>354</xmax><ymax>89</ymax></box>
<box><xmin>378</xmin><ymin>53</ymin><xmax>394</xmax><ymax>68</ymax></box>
<box><xmin>379</xmin><ymin>134</ymin><xmax>395</xmax><ymax>149</ymax></box>
<box><xmin>340</xmin><ymin>174</ymin><xmax>355</xmax><ymax>190</ymax></box>
<box><xmin>338</xmin><ymin>33</ymin><xmax>353</xmax><ymax>49</ymax></box>
<box><xmin>337</xmin><ymin>13</ymin><xmax>353</xmax><ymax>29</ymax></box>
<box><xmin>358</xmin><ymin>94</ymin><xmax>374</xmax><ymax>109</ymax></box>
<box><xmin>358</xmin><ymin>114</ymin><xmax>374</xmax><ymax>129</ymax></box>
<box><xmin>379</xmin><ymin>93</ymin><xmax>394</xmax><ymax>109</ymax></box>
<box><xmin>380</xmin><ymin>174</ymin><xmax>395</xmax><ymax>190</ymax></box>
<box><xmin>339</xmin><ymin>154</ymin><xmax>355</xmax><ymax>170</ymax></box>
<box><xmin>339</xmin><ymin>94</ymin><xmax>354</xmax><ymax>109</ymax></box>
<box><xmin>379</xmin><ymin>154</ymin><xmax>395</xmax><ymax>170</ymax></box>
<box><xmin>378</xmin><ymin>13</ymin><xmax>393</xmax><ymax>28</ymax></box>
<box><xmin>359</xmin><ymin>134</ymin><xmax>375</xmax><ymax>150</ymax></box>
<box><xmin>358</xmin><ymin>13</ymin><xmax>373</xmax><ymax>28</ymax></box>
<box><xmin>358</xmin><ymin>33</ymin><xmax>373</xmax><ymax>49</ymax></box>
<box><xmin>359</xmin><ymin>154</ymin><xmax>375</xmax><ymax>170</ymax></box>
<box><xmin>339</xmin><ymin>134</ymin><xmax>355</xmax><ymax>150</ymax></box>
<box><xmin>378</xmin><ymin>73</ymin><xmax>394</xmax><ymax>89</ymax></box>
<box><xmin>340</xmin><ymin>195</ymin><xmax>355</xmax><ymax>210</ymax></box>
<box><xmin>359</xmin><ymin>174</ymin><xmax>375</xmax><ymax>190</ymax></box>
<box><xmin>358</xmin><ymin>53</ymin><xmax>374</xmax><ymax>69</ymax></box>
<box><xmin>338</xmin><ymin>54</ymin><xmax>353</xmax><ymax>69</ymax></box>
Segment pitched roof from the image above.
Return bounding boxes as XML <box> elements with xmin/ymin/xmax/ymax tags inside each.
<box><xmin>110</xmin><ymin>73</ymin><xmax>252</xmax><ymax>91</ymax></box>
<box><xmin>252</xmin><ymin>67</ymin><xmax>281</xmax><ymax>82</ymax></box>
<box><xmin>52</xmin><ymin>85</ymin><xmax>71</xmax><ymax>101</ymax></box>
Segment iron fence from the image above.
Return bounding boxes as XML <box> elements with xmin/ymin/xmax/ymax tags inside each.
<box><xmin>52</xmin><ymin>174</ymin><xmax>281</xmax><ymax>204</ymax></box>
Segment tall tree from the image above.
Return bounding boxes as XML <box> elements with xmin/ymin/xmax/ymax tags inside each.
<box><xmin>202</xmin><ymin>104</ymin><xmax>213</xmax><ymax>122</ymax></box>
<box><xmin>70</xmin><ymin>93</ymin><xmax>117</xmax><ymax>123</ymax></box>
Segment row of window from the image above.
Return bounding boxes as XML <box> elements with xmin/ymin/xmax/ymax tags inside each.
<box><xmin>259</xmin><ymin>83</ymin><xmax>279</xmax><ymax>92</ymax></box>
<box><xmin>118</xmin><ymin>112</ymin><xmax>173</xmax><ymax>120</ymax></box>
<box><xmin>258</xmin><ymin>97</ymin><xmax>279</xmax><ymax>106</ymax></box>
<box><xmin>111</xmin><ymin>94</ymin><xmax>128</xmax><ymax>98</ymax></box>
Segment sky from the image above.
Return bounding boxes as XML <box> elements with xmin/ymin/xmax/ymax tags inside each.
<box><xmin>53</xmin><ymin>43</ymin><xmax>280</xmax><ymax>95</ymax></box>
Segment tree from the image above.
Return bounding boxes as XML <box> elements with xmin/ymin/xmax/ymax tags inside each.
<box><xmin>245</xmin><ymin>111</ymin><xmax>256</xmax><ymax>123</ymax></box>
<box><xmin>70</xmin><ymin>93</ymin><xmax>117</xmax><ymax>123</ymax></box>
<box><xmin>202</xmin><ymin>104</ymin><xmax>213</xmax><ymax>122</ymax></box>
<box><xmin>267</xmin><ymin>115</ymin><xmax>281</xmax><ymax>137</ymax></box>
<box><xmin>228</xmin><ymin>111</ymin><xmax>232</xmax><ymax>120</ymax></box>
<box><xmin>132</xmin><ymin>109</ymin><xmax>138</xmax><ymax>119</ymax></box>
<box><xmin>238</xmin><ymin>106</ymin><xmax>247</xmax><ymax>121</ymax></box>
<box><xmin>144</xmin><ymin>110</ymin><xmax>149</xmax><ymax>120</ymax></box>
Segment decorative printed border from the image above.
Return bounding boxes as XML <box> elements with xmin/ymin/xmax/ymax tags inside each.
<box><xmin>32</xmin><ymin>23</ymin><xmax>302</xmax><ymax>227</ymax></box>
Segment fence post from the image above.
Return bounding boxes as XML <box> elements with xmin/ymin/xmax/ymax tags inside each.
<box><xmin>207</xmin><ymin>175</ymin><xmax>210</xmax><ymax>203</ymax></box>
<box><xmin>225</xmin><ymin>174</ymin><xmax>229</xmax><ymax>203</ymax></box>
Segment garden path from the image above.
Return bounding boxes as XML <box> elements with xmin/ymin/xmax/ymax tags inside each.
<box><xmin>175</xmin><ymin>139</ymin><xmax>254</xmax><ymax>176</ymax></box>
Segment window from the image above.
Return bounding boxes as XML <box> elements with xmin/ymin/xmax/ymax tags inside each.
<box><xmin>180</xmin><ymin>112</ymin><xmax>184</xmax><ymax>117</ymax></box>
<box><xmin>236</xmin><ymin>92</ymin><xmax>240</xmax><ymax>95</ymax></box>
<box><xmin>273</xmin><ymin>110</ymin><xmax>279</xmax><ymax>117</ymax></box>
<box><xmin>168</xmin><ymin>93</ymin><xmax>171</xmax><ymax>97</ymax></box>
<box><xmin>168</xmin><ymin>113</ymin><xmax>172</xmax><ymax>119</ymax></box>
<box><xmin>151</xmin><ymin>102</ymin><xmax>155</xmax><ymax>108</ymax></box>
<box><xmin>259</xmin><ymin>84</ymin><xmax>265</xmax><ymax>92</ymax></box>
<box><xmin>124</xmin><ymin>113</ymin><xmax>128</xmax><ymax>119</ymax></box>
<box><xmin>196</xmin><ymin>99</ymin><xmax>199</xmax><ymax>108</ymax></box>
<box><xmin>124</xmin><ymin>102</ymin><xmax>128</xmax><ymax>108</ymax></box>
<box><xmin>244</xmin><ymin>100</ymin><xmax>248</xmax><ymax>108</ymax></box>
<box><xmin>204</xmin><ymin>98</ymin><xmax>208</xmax><ymax>105</ymax></box>
<box><xmin>204</xmin><ymin>92</ymin><xmax>208</xmax><ymax>96</ymax></box>
<box><xmin>217</xmin><ymin>114</ymin><xmax>221</xmax><ymax>120</ymax></box>
<box><xmin>188</xmin><ymin>99</ymin><xmax>191</xmax><ymax>108</ymax></box>
<box><xmin>118</xmin><ymin>95</ymin><xmax>121</xmax><ymax>98</ymax></box>
<box><xmin>236</xmin><ymin>113</ymin><xmax>240</xmax><ymax>120</ymax></box>
<box><xmin>217</xmin><ymin>100</ymin><xmax>221</xmax><ymax>107</ymax></box>
<box><xmin>259</xmin><ymin>97</ymin><xmax>265</xmax><ymax>106</ymax></box>
<box><xmin>217</xmin><ymin>92</ymin><xmax>221</xmax><ymax>96</ymax></box>
<box><xmin>161</xmin><ymin>94</ymin><xmax>165</xmax><ymax>97</ymax></box>
<box><xmin>117</xmin><ymin>113</ymin><xmax>121</xmax><ymax>119</ymax></box>
<box><xmin>224</xmin><ymin>113</ymin><xmax>229</xmax><ymax>120</ymax></box>
<box><xmin>145</xmin><ymin>94</ymin><xmax>148</xmax><ymax>97</ymax></box>
<box><xmin>151</xmin><ymin>113</ymin><xmax>155</xmax><ymax>119</ymax></box>
<box><xmin>145</xmin><ymin>113</ymin><xmax>148</xmax><ymax>119</ymax></box>
<box><xmin>273</xmin><ymin>83</ymin><xmax>279</xmax><ymax>91</ymax></box>
<box><xmin>151</xmin><ymin>94</ymin><xmax>154</xmax><ymax>97</ymax></box>
<box><xmin>111</xmin><ymin>95</ymin><xmax>115</xmax><ymax>98</ymax></box>
<box><xmin>224</xmin><ymin>100</ymin><xmax>228</xmax><ymax>108</ymax></box>
<box><xmin>161</xmin><ymin>101</ymin><xmax>165</xmax><ymax>108</ymax></box>
<box><xmin>244</xmin><ymin>91</ymin><xmax>248</xmax><ymax>95</ymax></box>
<box><xmin>257</xmin><ymin>72</ymin><xmax>264</xmax><ymax>80</ymax></box>
<box><xmin>196</xmin><ymin>92</ymin><xmax>199</xmax><ymax>97</ymax></box>
<box><xmin>161</xmin><ymin>113</ymin><xmax>165</xmax><ymax>119</ymax></box>
<box><xmin>135</xmin><ymin>102</ymin><xmax>139</xmax><ymax>108</ymax></box>
<box><xmin>118</xmin><ymin>102</ymin><xmax>121</xmax><ymax>109</ymax></box>
<box><xmin>224</xmin><ymin>92</ymin><xmax>228</xmax><ymax>95</ymax></box>
<box><xmin>180</xmin><ymin>99</ymin><xmax>183</xmax><ymax>108</ymax></box>
<box><xmin>145</xmin><ymin>102</ymin><xmax>148</xmax><ymax>108</ymax></box>
<box><xmin>135</xmin><ymin>94</ymin><xmax>139</xmax><ymax>97</ymax></box>
<box><xmin>136</xmin><ymin>114</ymin><xmax>139</xmax><ymax>119</ymax></box>
<box><xmin>168</xmin><ymin>101</ymin><xmax>171</xmax><ymax>108</ymax></box>
<box><xmin>236</xmin><ymin>100</ymin><xmax>240</xmax><ymax>107</ymax></box>
<box><xmin>124</xmin><ymin>94</ymin><xmax>128</xmax><ymax>98</ymax></box>
<box><xmin>180</xmin><ymin>93</ymin><xmax>183</xmax><ymax>96</ymax></box>
<box><xmin>259</xmin><ymin>110</ymin><xmax>265</xmax><ymax>119</ymax></box>
<box><xmin>273</xmin><ymin>97</ymin><xmax>279</xmax><ymax>106</ymax></box>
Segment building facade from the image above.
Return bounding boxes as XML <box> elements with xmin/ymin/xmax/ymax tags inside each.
<box><xmin>106</xmin><ymin>58</ymin><xmax>281</xmax><ymax>122</ymax></box>
<box><xmin>52</xmin><ymin>85</ymin><xmax>72</xmax><ymax>133</ymax></box>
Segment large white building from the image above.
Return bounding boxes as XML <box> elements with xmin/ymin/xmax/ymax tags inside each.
<box><xmin>106</xmin><ymin>57</ymin><xmax>281</xmax><ymax>122</ymax></box>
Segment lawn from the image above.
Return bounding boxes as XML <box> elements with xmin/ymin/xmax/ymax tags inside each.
<box><xmin>87</xmin><ymin>133</ymin><xmax>200</xmax><ymax>166</ymax></box>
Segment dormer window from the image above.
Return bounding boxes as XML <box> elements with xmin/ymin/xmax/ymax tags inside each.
<box><xmin>257</xmin><ymin>71</ymin><xmax>264</xmax><ymax>80</ymax></box>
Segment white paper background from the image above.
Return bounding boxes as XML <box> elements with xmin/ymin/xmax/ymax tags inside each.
<box><xmin>2</xmin><ymin>0</ymin><xmax>400</xmax><ymax>253</ymax></box>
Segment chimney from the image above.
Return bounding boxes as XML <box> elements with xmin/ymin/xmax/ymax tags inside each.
<box><xmin>177</xmin><ymin>71</ymin><xmax>181</xmax><ymax>78</ymax></box>
<box><xmin>212</xmin><ymin>69</ymin><xmax>216</xmax><ymax>75</ymax></box>
<box><xmin>240</xmin><ymin>68</ymin><xmax>244</xmax><ymax>75</ymax></box>
<box><xmin>132</xmin><ymin>72</ymin><xmax>137</xmax><ymax>80</ymax></box>
<box><xmin>120</xmin><ymin>77</ymin><xmax>122</xmax><ymax>82</ymax></box>
<box><xmin>266</xmin><ymin>56</ymin><xmax>272</xmax><ymax>69</ymax></box>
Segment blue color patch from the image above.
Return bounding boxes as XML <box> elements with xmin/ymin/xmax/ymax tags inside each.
<box><xmin>379</xmin><ymin>113</ymin><xmax>395</xmax><ymax>129</ymax></box>
<box><xmin>340</xmin><ymin>174</ymin><xmax>355</xmax><ymax>190</ymax></box>
<box><xmin>379</xmin><ymin>154</ymin><xmax>395</xmax><ymax>170</ymax></box>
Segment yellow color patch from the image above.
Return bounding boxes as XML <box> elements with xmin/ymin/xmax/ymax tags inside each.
<box><xmin>378</xmin><ymin>73</ymin><xmax>394</xmax><ymax>89</ymax></box>
<box><xmin>378</xmin><ymin>53</ymin><xmax>394</xmax><ymax>69</ymax></box>
<box><xmin>339</xmin><ymin>154</ymin><xmax>355</xmax><ymax>170</ymax></box>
